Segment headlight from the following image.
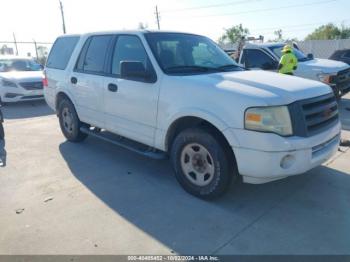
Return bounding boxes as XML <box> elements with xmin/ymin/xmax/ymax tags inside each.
<box><xmin>245</xmin><ymin>106</ymin><xmax>293</xmax><ymax>136</ymax></box>
<box><xmin>317</xmin><ymin>73</ymin><xmax>336</xmax><ymax>85</ymax></box>
<box><xmin>1</xmin><ymin>79</ymin><xmax>17</xmax><ymax>87</ymax></box>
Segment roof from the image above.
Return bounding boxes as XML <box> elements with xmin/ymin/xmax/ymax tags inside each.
<box><xmin>245</xmin><ymin>42</ymin><xmax>285</xmax><ymax>48</ymax></box>
<box><xmin>57</xmin><ymin>30</ymin><xmax>204</xmax><ymax>39</ymax></box>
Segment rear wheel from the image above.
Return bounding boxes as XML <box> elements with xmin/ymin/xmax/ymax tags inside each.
<box><xmin>170</xmin><ymin>128</ymin><xmax>237</xmax><ymax>199</ymax></box>
<box><xmin>58</xmin><ymin>99</ymin><xmax>88</xmax><ymax>142</ymax></box>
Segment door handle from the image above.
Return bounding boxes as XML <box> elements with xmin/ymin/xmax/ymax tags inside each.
<box><xmin>108</xmin><ymin>83</ymin><xmax>118</xmax><ymax>92</ymax></box>
<box><xmin>71</xmin><ymin>77</ymin><xmax>77</xmax><ymax>84</ymax></box>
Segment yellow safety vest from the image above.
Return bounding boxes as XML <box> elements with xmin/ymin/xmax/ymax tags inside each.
<box><xmin>279</xmin><ymin>52</ymin><xmax>298</xmax><ymax>74</ymax></box>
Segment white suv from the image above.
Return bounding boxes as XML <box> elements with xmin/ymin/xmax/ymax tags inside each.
<box><xmin>44</xmin><ymin>31</ymin><xmax>341</xmax><ymax>199</ymax></box>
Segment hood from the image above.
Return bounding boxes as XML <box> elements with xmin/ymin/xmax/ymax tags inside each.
<box><xmin>0</xmin><ymin>71</ymin><xmax>44</xmax><ymax>82</ymax></box>
<box><xmin>185</xmin><ymin>70</ymin><xmax>332</xmax><ymax>105</ymax></box>
<box><xmin>299</xmin><ymin>58</ymin><xmax>350</xmax><ymax>74</ymax></box>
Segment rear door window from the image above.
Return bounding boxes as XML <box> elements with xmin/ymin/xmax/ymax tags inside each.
<box><xmin>46</xmin><ymin>36</ymin><xmax>80</xmax><ymax>70</ymax></box>
<box><xmin>82</xmin><ymin>35</ymin><xmax>113</xmax><ymax>74</ymax></box>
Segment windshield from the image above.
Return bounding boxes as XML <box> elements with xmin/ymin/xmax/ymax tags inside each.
<box><xmin>145</xmin><ymin>33</ymin><xmax>243</xmax><ymax>74</ymax></box>
<box><xmin>0</xmin><ymin>58</ymin><xmax>42</xmax><ymax>72</ymax></box>
<box><xmin>269</xmin><ymin>45</ymin><xmax>312</xmax><ymax>62</ymax></box>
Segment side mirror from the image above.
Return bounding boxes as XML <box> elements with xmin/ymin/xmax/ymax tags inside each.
<box><xmin>120</xmin><ymin>61</ymin><xmax>155</xmax><ymax>82</ymax></box>
<box><xmin>262</xmin><ymin>61</ymin><xmax>278</xmax><ymax>70</ymax></box>
<box><xmin>307</xmin><ymin>53</ymin><xmax>314</xmax><ymax>60</ymax></box>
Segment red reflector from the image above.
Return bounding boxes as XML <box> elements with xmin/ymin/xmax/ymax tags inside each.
<box><xmin>43</xmin><ymin>71</ymin><xmax>48</xmax><ymax>87</ymax></box>
<box><xmin>43</xmin><ymin>77</ymin><xmax>48</xmax><ymax>87</ymax></box>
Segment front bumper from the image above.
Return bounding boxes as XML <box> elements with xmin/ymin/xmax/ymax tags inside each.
<box><xmin>1</xmin><ymin>87</ymin><xmax>44</xmax><ymax>103</ymax></box>
<box><xmin>225</xmin><ymin>121</ymin><xmax>341</xmax><ymax>184</ymax></box>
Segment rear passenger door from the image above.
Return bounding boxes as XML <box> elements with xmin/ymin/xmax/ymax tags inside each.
<box><xmin>102</xmin><ymin>35</ymin><xmax>160</xmax><ymax>147</ymax></box>
<box><xmin>70</xmin><ymin>35</ymin><xmax>113</xmax><ymax>128</ymax></box>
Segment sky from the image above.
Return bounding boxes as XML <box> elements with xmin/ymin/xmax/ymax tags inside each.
<box><xmin>0</xmin><ymin>0</ymin><xmax>349</xmax><ymax>55</ymax></box>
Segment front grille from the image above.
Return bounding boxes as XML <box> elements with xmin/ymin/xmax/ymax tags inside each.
<box><xmin>289</xmin><ymin>93</ymin><xmax>339</xmax><ymax>137</ymax></box>
<box><xmin>19</xmin><ymin>81</ymin><xmax>43</xmax><ymax>90</ymax></box>
<box><xmin>332</xmin><ymin>68</ymin><xmax>350</xmax><ymax>93</ymax></box>
<box><xmin>337</xmin><ymin>68</ymin><xmax>350</xmax><ymax>81</ymax></box>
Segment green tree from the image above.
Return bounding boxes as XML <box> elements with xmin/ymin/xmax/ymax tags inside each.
<box><xmin>273</xmin><ymin>29</ymin><xmax>283</xmax><ymax>42</ymax></box>
<box><xmin>305</xmin><ymin>23</ymin><xmax>350</xmax><ymax>40</ymax></box>
<box><xmin>219</xmin><ymin>24</ymin><xmax>250</xmax><ymax>44</ymax></box>
<box><xmin>138</xmin><ymin>22</ymin><xmax>148</xmax><ymax>30</ymax></box>
<box><xmin>268</xmin><ymin>29</ymin><xmax>298</xmax><ymax>42</ymax></box>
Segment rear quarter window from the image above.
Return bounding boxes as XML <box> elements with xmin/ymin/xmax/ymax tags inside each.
<box><xmin>46</xmin><ymin>36</ymin><xmax>80</xmax><ymax>70</ymax></box>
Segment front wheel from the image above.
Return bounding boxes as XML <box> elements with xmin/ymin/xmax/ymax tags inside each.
<box><xmin>170</xmin><ymin>128</ymin><xmax>237</xmax><ymax>199</ymax></box>
<box><xmin>58</xmin><ymin>99</ymin><xmax>88</xmax><ymax>142</ymax></box>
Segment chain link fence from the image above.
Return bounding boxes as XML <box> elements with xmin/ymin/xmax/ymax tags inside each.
<box><xmin>0</xmin><ymin>41</ymin><xmax>53</xmax><ymax>65</ymax></box>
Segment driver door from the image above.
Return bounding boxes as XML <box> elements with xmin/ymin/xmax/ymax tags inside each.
<box><xmin>242</xmin><ymin>49</ymin><xmax>278</xmax><ymax>71</ymax></box>
<box><xmin>102</xmin><ymin>35</ymin><xmax>160</xmax><ymax>147</ymax></box>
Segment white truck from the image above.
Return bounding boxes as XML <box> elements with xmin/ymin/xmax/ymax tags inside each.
<box><xmin>44</xmin><ymin>31</ymin><xmax>341</xmax><ymax>199</ymax></box>
<box><xmin>238</xmin><ymin>42</ymin><xmax>350</xmax><ymax>98</ymax></box>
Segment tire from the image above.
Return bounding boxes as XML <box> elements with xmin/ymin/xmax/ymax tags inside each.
<box><xmin>170</xmin><ymin>128</ymin><xmax>237</xmax><ymax>199</ymax></box>
<box><xmin>58</xmin><ymin>98</ymin><xmax>88</xmax><ymax>142</ymax></box>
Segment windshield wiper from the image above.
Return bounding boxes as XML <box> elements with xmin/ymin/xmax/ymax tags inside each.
<box><xmin>165</xmin><ymin>65</ymin><xmax>220</xmax><ymax>73</ymax></box>
<box><xmin>216</xmin><ymin>64</ymin><xmax>244</xmax><ymax>71</ymax></box>
<box><xmin>298</xmin><ymin>57</ymin><xmax>312</xmax><ymax>62</ymax></box>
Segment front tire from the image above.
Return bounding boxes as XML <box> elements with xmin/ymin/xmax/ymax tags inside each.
<box><xmin>170</xmin><ymin>128</ymin><xmax>237</xmax><ymax>199</ymax></box>
<box><xmin>58</xmin><ymin>99</ymin><xmax>88</xmax><ymax>142</ymax></box>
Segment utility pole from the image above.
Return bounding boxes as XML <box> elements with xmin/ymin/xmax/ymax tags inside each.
<box><xmin>33</xmin><ymin>39</ymin><xmax>39</xmax><ymax>59</ymax></box>
<box><xmin>59</xmin><ymin>0</ymin><xmax>66</xmax><ymax>34</ymax></box>
<box><xmin>12</xmin><ymin>33</ymin><xmax>18</xmax><ymax>56</ymax></box>
<box><xmin>155</xmin><ymin>5</ymin><xmax>160</xmax><ymax>30</ymax></box>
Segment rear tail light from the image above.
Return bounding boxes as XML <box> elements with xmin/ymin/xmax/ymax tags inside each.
<box><xmin>43</xmin><ymin>71</ymin><xmax>48</xmax><ymax>87</ymax></box>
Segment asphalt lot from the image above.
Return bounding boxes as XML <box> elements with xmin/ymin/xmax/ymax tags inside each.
<box><xmin>0</xmin><ymin>95</ymin><xmax>349</xmax><ymax>255</ymax></box>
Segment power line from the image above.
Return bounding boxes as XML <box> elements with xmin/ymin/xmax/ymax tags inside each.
<box><xmin>165</xmin><ymin>0</ymin><xmax>337</xmax><ymax>19</ymax></box>
<box><xmin>161</xmin><ymin>0</ymin><xmax>262</xmax><ymax>13</ymax></box>
<box><xmin>254</xmin><ymin>19</ymin><xmax>350</xmax><ymax>32</ymax></box>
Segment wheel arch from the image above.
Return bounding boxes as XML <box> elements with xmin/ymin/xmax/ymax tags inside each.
<box><xmin>164</xmin><ymin>115</ymin><xmax>238</xmax><ymax>165</ymax></box>
<box><xmin>55</xmin><ymin>91</ymin><xmax>76</xmax><ymax>113</ymax></box>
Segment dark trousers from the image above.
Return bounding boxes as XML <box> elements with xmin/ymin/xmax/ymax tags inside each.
<box><xmin>0</xmin><ymin>138</ymin><xmax>5</xmax><ymax>166</ymax></box>
<box><xmin>0</xmin><ymin>121</ymin><xmax>5</xmax><ymax>165</ymax></box>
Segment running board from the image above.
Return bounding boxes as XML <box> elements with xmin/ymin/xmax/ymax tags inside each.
<box><xmin>80</xmin><ymin>126</ymin><xmax>167</xmax><ymax>160</ymax></box>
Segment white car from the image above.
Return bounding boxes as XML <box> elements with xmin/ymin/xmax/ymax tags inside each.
<box><xmin>44</xmin><ymin>31</ymin><xmax>341</xmax><ymax>199</ymax></box>
<box><xmin>0</xmin><ymin>56</ymin><xmax>44</xmax><ymax>103</ymax></box>
<box><xmin>238</xmin><ymin>43</ymin><xmax>350</xmax><ymax>97</ymax></box>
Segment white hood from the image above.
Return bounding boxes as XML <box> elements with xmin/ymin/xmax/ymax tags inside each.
<box><xmin>0</xmin><ymin>71</ymin><xmax>44</xmax><ymax>82</ymax></box>
<box><xmin>299</xmin><ymin>58</ymin><xmax>349</xmax><ymax>74</ymax></box>
<box><xmin>186</xmin><ymin>70</ymin><xmax>333</xmax><ymax>105</ymax></box>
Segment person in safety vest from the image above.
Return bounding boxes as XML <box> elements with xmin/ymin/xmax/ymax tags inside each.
<box><xmin>278</xmin><ymin>45</ymin><xmax>298</xmax><ymax>75</ymax></box>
